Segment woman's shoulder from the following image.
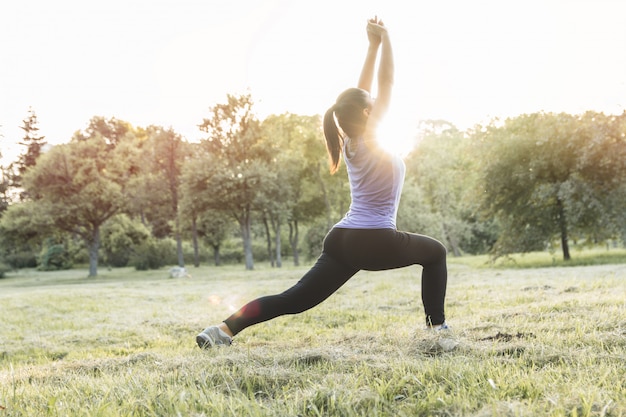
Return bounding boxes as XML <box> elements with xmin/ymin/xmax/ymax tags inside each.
<box><xmin>345</xmin><ymin>136</ymin><xmax>393</xmax><ymax>164</ymax></box>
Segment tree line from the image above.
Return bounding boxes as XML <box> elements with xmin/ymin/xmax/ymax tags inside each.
<box><xmin>1</xmin><ymin>95</ymin><xmax>624</xmax><ymax>277</ymax></box>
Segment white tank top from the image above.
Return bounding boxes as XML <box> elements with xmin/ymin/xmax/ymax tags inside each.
<box><xmin>334</xmin><ymin>137</ymin><xmax>406</xmax><ymax>229</ymax></box>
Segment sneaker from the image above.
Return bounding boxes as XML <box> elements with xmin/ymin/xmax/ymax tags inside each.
<box><xmin>425</xmin><ymin>322</ymin><xmax>457</xmax><ymax>351</ymax></box>
<box><xmin>425</xmin><ymin>322</ymin><xmax>450</xmax><ymax>331</ymax></box>
<box><xmin>196</xmin><ymin>326</ymin><xmax>232</xmax><ymax>349</ymax></box>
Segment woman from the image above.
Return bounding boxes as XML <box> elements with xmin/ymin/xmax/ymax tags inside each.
<box><xmin>196</xmin><ymin>17</ymin><xmax>448</xmax><ymax>348</ymax></box>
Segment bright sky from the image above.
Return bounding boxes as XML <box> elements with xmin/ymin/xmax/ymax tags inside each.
<box><xmin>1</xmin><ymin>0</ymin><xmax>625</xmax><ymax>160</ymax></box>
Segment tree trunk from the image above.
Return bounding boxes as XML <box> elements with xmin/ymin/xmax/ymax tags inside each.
<box><xmin>557</xmin><ymin>198</ymin><xmax>571</xmax><ymax>261</ymax></box>
<box><xmin>191</xmin><ymin>215</ymin><xmax>199</xmax><ymax>267</ymax></box>
<box><xmin>289</xmin><ymin>220</ymin><xmax>300</xmax><ymax>266</ymax></box>
<box><xmin>274</xmin><ymin>219</ymin><xmax>282</xmax><ymax>268</ymax></box>
<box><xmin>88</xmin><ymin>225</ymin><xmax>100</xmax><ymax>277</ymax></box>
<box><xmin>240</xmin><ymin>210</ymin><xmax>254</xmax><ymax>270</ymax></box>
<box><xmin>262</xmin><ymin>214</ymin><xmax>274</xmax><ymax>267</ymax></box>
<box><xmin>212</xmin><ymin>244</ymin><xmax>221</xmax><ymax>266</ymax></box>
<box><xmin>175</xmin><ymin>217</ymin><xmax>184</xmax><ymax>267</ymax></box>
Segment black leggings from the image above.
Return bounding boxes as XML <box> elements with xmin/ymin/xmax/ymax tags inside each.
<box><xmin>223</xmin><ymin>228</ymin><xmax>447</xmax><ymax>335</ymax></box>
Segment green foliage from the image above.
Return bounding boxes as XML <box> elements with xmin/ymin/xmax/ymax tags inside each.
<box><xmin>397</xmin><ymin>182</ymin><xmax>445</xmax><ymax>239</ymax></box>
<box><xmin>3</xmin><ymin>104</ymin><xmax>623</xmax><ymax>275</ymax></box>
<box><xmin>38</xmin><ymin>238</ymin><xmax>73</xmax><ymax>271</ymax></box>
<box><xmin>100</xmin><ymin>214</ymin><xmax>150</xmax><ymax>267</ymax></box>
<box><xmin>0</xmin><ymin>201</ymin><xmax>53</xmax><ymax>269</ymax></box>
<box><xmin>260</xmin><ymin>113</ymin><xmax>330</xmax><ymax>221</ymax></box>
<box><xmin>458</xmin><ymin>213</ymin><xmax>499</xmax><ymax>255</ymax></box>
<box><xmin>303</xmin><ymin>219</ymin><xmax>328</xmax><ymax>260</ymax></box>
<box><xmin>0</xmin><ymin>262</ymin><xmax>10</xmax><ymax>278</ymax></box>
<box><xmin>193</xmin><ymin>94</ymin><xmax>275</xmax><ymax>270</ymax></box>
<box><xmin>73</xmin><ymin>116</ymin><xmax>136</xmax><ymax>146</ymax></box>
<box><xmin>0</xmin><ymin>201</ymin><xmax>53</xmax><ymax>246</ymax></box>
<box><xmin>2</xmin><ymin>251</ymin><xmax>37</xmax><ymax>269</ymax></box>
<box><xmin>474</xmin><ymin>111</ymin><xmax>626</xmax><ymax>260</ymax></box>
<box><xmin>128</xmin><ymin>126</ymin><xmax>190</xmax><ymax>255</ymax></box>
<box><xmin>10</xmin><ymin>107</ymin><xmax>47</xmax><ymax>198</ymax></box>
<box><xmin>402</xmin><ymin>120</ymin><xmax>489</xmax><ymax>256</ymax></box>
<box><xmin>197</xmin><ymin>211</ymin><xmax>234</xmax><ymax>251</ymax></box>
<box><xmin>129</xmin><ymin>238</ymin><xmax>177</xmax><ymax>270</ymax></box>
<box><xmin>216</xmin><ymin>238</ymin><xmax>245</xmax><ymax>264</ymax></box>
<box><xmin>22</xmin><ymin>117</ymin><xmax>143</xmax><ymax>276</ymax></box>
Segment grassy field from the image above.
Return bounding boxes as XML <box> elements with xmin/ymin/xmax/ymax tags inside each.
<box><xmin>1</xmin><ymin>255</ymin><xmax>625</xmax><ymax>416</ymax></box>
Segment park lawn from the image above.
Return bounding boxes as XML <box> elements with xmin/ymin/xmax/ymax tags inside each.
<box><xmin>0</xmin><ymin>259</ymin><xmax>625</xmax><ymax>416</ymax></box>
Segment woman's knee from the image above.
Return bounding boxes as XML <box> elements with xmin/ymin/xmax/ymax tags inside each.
<box><xmin>434</xmin><ymin>238</ymin><xmax>448</xmax><ymax>259</ymax></box>
<box><xmin>420</xmin><ymin>235</ymin><xmax>447</xmax><ymax>264</ymax></box>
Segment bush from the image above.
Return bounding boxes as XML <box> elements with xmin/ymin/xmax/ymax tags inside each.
<box><xmin>101</xmin><ymin>215</ymin><xmax>151</xmax><ymax>267</ymax></box>
<box><xmin>38</xmin><ymin>240</ymin><xmax>73</xmax><ymax>271</ymax></box>
<box><xmin>205</xmin><ymin>238</ymin><xmax>240</xmax><ymax>265</ymax></box>
<box><xmin>181</xmin><ymin>240</ymin><xmax>213</xmax><ymax>266</ymax></box>
<box><xmin>3</xmin><ymin>251</ymin><xmax>37</xmax><ymax>269</ymax></box>
<box><xmin>130</xmin><ymin>238</ymin><xmax>177</xmax><ymax>270</ymax></box>
<box><xmin>304</xmin><ymin>220</ymin><xmax>328</xmax><ymax>261</ymax></box>
<box><xmin>71</xmin><ymin>247</ymin><xmax>90</xmax><ymax>265</ymax></box>
<box><xmin>0</xmin><ymin>262</ymin><xmax>11</xmax><ymax>278</ymax></box>
<box><xmin>459</xmin><ymin>216</ymin><xmax>500</xmax><ymax>255</ymax></box>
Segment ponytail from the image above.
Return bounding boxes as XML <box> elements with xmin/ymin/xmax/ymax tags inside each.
<box><xmin>323</xmin><ymin>88</ymin><xmax>369</xmax><ymax>174</ymax></box>
<box><xmin>323</xmin><ymin>106</ymin><xmax>342</xmax><ymax>174</ymax></box>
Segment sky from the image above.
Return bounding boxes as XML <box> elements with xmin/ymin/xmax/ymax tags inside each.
<box><xmin>1</xmin><ymin>0</ymin><xmax>625</xmax><ymax>160</ymax></box>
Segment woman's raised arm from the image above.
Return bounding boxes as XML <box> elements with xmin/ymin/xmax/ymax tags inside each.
<box><xmin>357</xmin><ymin>17</ymin><xmax>383</xmax><ymax>92</ymax></box>
<box><xmin>364</xmin><ymin>20</ymin><xmax>394</xmax><ymax>142</ymax></box>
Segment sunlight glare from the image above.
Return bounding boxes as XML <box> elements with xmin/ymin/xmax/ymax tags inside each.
<box><xmin>376</xmin><ymin>112</ymin><xmax>417</xmax><ymax>157</ymax></box>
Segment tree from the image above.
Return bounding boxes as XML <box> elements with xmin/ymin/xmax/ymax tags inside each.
<box><xmin>259</xmin><ymin>113</ymin><xmax>330</xmax><ymax>266</ymax></box>
<box><xmin>74</xmin><ymin>116</ymin><xmax>134</xmax><ymax>147</ymax></box>
<box><xmin>198</xmin><ymin>210</ymin><xmax>234</xmax><ymax>266</ymax></box>
<box><xmin>178</xmin><ymin>155</ymin><xmax>205</xmax><ymax>268</ymax></box>
<box><xmin>197</xmin><ymin>93</ymin><xmax>274</xmax><ymax>270</ymax></box>
<box><xmin>397</xmin><ymin>181</ymin><xmax>445</xmax><ymax>242</ymax></box>
<box><xmin>179</xmin><ymin>156</ymin><xmax>235</xmax><ymax>267</ymax></box>
<box><xmin>475</xmin><ymin>111</ymin><xmax>626</xmax><ymax>260</ymax></box>
<box><xmin>137</xmin><ymin>126</ymin><xmax>190</xmax><ymax>267</ymax></box>
<box><xmin>403</xmin><ymin>120</ymin><xmax>475</xmax><ymax>256</ymax></box>
<box><xmin>23</xmin><ymin>117</ymin><xmax>141</xmax><ymax>276</ymax></box>
<box><xmin>257</xmin><ymin>114</ymin><xmax>350</xmax><ymax>263</ymax></box>
<box><xmin>566</xmin><ymin>112</ymin><xmax>626</xmax><ymax>243</ymax></box>
<box><xmin>11</xmin><ymin>107</ymin><xmax>47</xmax><ymax>198</ymax></box>
<box><xmin>0</xmin><ymin>201</ymin><xmax>54</xmax><ymax>268</ymax></box>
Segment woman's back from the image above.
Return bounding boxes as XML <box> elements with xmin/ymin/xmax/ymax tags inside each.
<box><xmin>334</xmin><ymin>138</ymin><xmax>405</xmax><ymax>230</ymax></box>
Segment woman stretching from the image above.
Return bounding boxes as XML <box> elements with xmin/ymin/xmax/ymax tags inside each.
<box><xmin>197</xmin><ymin>17</ymin><xmax>448</xmax><ymax>348</ymax></box>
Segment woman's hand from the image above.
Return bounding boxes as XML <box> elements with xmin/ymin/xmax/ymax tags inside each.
<box><xmin>367</xmin><ymin>17</ymin><xmax>388</xmax><ymax>41</ymax></box>
<box><xmin>366</xmin><ymin>16</ymin><xmax>385</xmax><ymax>46</ymax></box>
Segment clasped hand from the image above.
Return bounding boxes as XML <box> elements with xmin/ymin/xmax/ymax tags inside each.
<box><xmin>366</xmin><ymin>16</ymin><xmax>387</xmax><ymax>45</ymax></box>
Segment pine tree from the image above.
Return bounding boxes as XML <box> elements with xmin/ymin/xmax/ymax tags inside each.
<box><xmin>12</xmin><ymin>107</ymin><xmax>47</xmax><ymax>199</ymax></box>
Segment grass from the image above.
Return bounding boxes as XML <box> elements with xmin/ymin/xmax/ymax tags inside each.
<box><xmin>1</xmin><ymin>256</ymin><xmax>625</xmax><ymax>416</ymax></box>
<box><xmin>452</xmin><ymin>247</ymin><xmax>626</xmax><ymax>269</ymax></box>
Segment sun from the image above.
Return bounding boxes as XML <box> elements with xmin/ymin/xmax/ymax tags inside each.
<box><xmin>376</xmin><ymin>112</ymin><xmax>417</xmax><ymax>157</ymax></box>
